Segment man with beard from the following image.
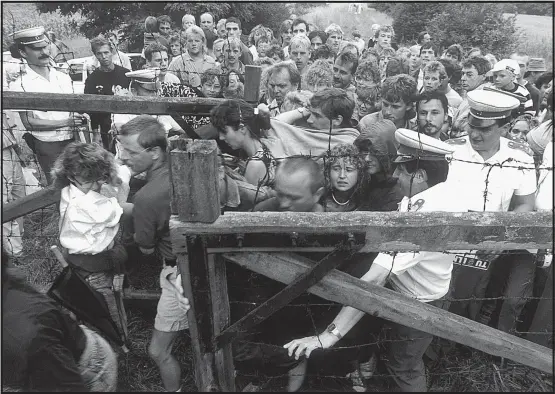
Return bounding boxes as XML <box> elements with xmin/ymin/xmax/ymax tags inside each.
<box><xmin>84</xmin><ymin>36</ymin><xmax>131</xmax><ymax>150</ymax></box>
<box><xmin>10</xmin><ymin>26</ymin><xmax>88</xmax><ymax>184</ymax></box>
<box><xmin>451</xmin><ymin>56</ymin><xmax>492</xmax><ymax>137</ymax></box>
<box><xmin>415</xmin><ymin>91</ymin><xmax>449</xmax><ymax>140</ymax></box>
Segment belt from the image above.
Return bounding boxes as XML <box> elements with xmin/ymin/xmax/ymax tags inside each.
<box><xmin>164</xmin><ymin>258</ymin><xmax>177</xmax><ymax>267</ymax></box>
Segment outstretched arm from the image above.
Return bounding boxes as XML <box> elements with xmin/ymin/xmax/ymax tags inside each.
<box><xmin>283</xmin><ymin>263</ymin><xmax>390</xmax><ymax>360</ymax></box>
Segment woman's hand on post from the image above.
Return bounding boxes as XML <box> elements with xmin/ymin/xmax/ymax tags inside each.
<box><xmin>283</xmin><ymin>333</ymin><xmax>337</xmax><ymax>360</ymax></box>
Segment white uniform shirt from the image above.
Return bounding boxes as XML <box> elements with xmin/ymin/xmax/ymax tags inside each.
<box><xmin>11</xmin><ymin>66</ymin><xmax>76</xmax><ymax>142</ymax></box>
<box><xmin>536</xmin><ymin>142</ymin><xmax>553</xmax><ymax>211</ymax></box>
<box><xmin>59</xmin><ymin>184</ymin><xmax>123</xmax><ymax>254</ymax></box>
<box><xmin>373</xmin><ymin>182</ymin><xmax>472</xmax><ymax>302</ymax></box>
<box><xmin>445</xmin><ymin>136</ymin><xmax>536</xmax><ymax>212</ymax></box>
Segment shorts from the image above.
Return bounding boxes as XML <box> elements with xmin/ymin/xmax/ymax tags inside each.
<box><xmin>79</xmin><ymin>325</ymin><xmax>118</xmax><ymax>392</ymax></box>
<box><xmin>154</xmin><ymin>265</ymin><xmax>189</xmax><ymax>332</ymax></box>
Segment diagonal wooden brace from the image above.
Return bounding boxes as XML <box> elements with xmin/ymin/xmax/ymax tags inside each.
<box><xmin>213</xmin><ymin>243</ymin><xmax>364</xmax><ymax>350</ymax></box>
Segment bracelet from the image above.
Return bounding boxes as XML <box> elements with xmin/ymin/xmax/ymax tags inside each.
<box><xmin>297</xmin><ymin>107</ymin><xmax>308</xmax><ymax>119</ymax></box>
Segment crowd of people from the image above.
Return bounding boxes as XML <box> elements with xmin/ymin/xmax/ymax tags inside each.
<box><xmin>2</xmin><ymin>9</ymin><xmax>553</xmax><ymax>392</ymax></box>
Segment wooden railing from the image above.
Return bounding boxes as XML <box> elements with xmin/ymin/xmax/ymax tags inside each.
<box><xmin>2</xmin><ymin>91</ymin><xmax>553</xmax><ymax>392</ymax></box>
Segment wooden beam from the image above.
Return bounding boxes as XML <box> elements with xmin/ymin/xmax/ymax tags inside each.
<box><xmin>214</xmin><ymin>245</ymin><xmax>361</xmax><ymax>350</ymax></box>
<box><xmin>178</xmin><ymin>238</ymin><xmax>220</xmax><ymax>391</ymax></box>
<box><xmin>170</xmin><ymin>140</ymin><xmax>220</xmax><ymax>223</ymax></box>
<box><xmin>2</xmin><ymin>186</ymin><xmax>60</xmax><ymax>223</ymax></box>
<box><xmin>244</xmin><ymin>65</ymin><xmax>262</xmax><ymax>103</ymax></box>
<box><xmin>170</xmin><ymin>211</ymin><xmax>553</xmax><ymax>251</ymax></box>
<box><xmin>2</xmin><ymin>91</ymin><xmax>223</xmax><ymax>116</ymax></box>
<box><xmin>208</xmin><ymin>254</ymin><xmax>235</xmax><ymax>391</ymax></box>
<box><xmin>223</xmin><ymin>252</ymin><xmax>553</xmax><ymax>374</ymax></box>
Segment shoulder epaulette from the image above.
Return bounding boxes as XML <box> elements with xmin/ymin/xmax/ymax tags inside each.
<box><xmin>507</xmin><ymin>140</ymin><xmax>533</xmax><ymax>156</ymax></box>
<box><xmin>446</xmin><ymin>137</ymin><xmax>467</xmax><ymax>145</ymax></box>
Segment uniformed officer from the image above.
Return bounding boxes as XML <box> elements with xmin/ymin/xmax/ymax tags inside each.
<box><xmin>445</xmin><ymin>89</ymin><xmax>537</xmax><ymax>333</ymax></box>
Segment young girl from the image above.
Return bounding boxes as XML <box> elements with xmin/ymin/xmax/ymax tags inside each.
<box><xmin>322</xmin><ymin>144</ymin><xmax>367</xmax><ymax>212</ymax></box>
<box><xmin>51</xmin><ymin>142</ymin><xmax>132</xmax><ymax>345</ymax></box>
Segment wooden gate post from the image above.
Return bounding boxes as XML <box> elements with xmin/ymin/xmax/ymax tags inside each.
<box><xmin>169</xmin><ymin>139</ymin><xmax>235</xmax><ymax>391</ymax></box>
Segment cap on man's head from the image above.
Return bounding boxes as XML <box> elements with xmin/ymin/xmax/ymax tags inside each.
<box><xmin>527</xmin><ymin>57</ymin><xmax>547</xmax><ymax>72</ymax></box>
<box><xmin>466</xmin><ymin>89</ymin><xmax>520</xmax><ymax>128</ymax></box>
<box><xmin>126</xmin><ymin>69</ymin><xmax>160</xmax><ymax>90</ymax></box>
<box><xmin>491</xmin><ymin>58</ymin><xmax>520</xmax><ymax>76</ymax></box>
<box><xmin>393</xmin><ymin>128</ymin><xmax>454</xmax><ymax>163</ymax></box>
<box><xmin>11</xmin><ymin>26</ymin><xmax>48</xmax><ymax>47</ymax></box>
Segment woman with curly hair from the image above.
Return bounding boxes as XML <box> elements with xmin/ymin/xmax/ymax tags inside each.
<box><xmin>51</xmin><ymin>142</ymin><xmax>132</xmax><ymax>345</ymax></box>
<box><xmin>322</xmin><ymin>143</ymin><xmax>367</xmax><ymax>212</ymax></box>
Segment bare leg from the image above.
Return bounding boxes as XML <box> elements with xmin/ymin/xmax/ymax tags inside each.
<box><xmin>148</xmin><ymin>329</ymin><xmax>182</xmax><ymax>391</ymax></box>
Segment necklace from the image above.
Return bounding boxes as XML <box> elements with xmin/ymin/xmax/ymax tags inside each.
<box><xmin>331</xmin><ymin>192</ymin><xmax>351</xmax><ymax>206</ymax></box>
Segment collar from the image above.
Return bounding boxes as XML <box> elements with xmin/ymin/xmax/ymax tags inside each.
<box><xmin>145</xmin><ymin>160</ymin><xmax>169</xmax><ymax>183</ymax></box>
<box><xmin>24</xmin><ymin>64</ymin><xmax>54</xmax><ymax>81</ymax></box>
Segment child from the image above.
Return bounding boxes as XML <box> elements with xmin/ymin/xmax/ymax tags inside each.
<box><xmin>322</xmin><ymin>143</ymin><xmax>367</xmax><ymax>212</ymax></box>
<box><xmin>51</xmin><ymin>142</ymin><xmax>132</xmax><ymax>345</ymax></box>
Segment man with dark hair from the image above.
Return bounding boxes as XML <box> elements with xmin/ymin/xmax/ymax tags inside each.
<box><xmin>442</xmin><ymin>44</ymin><xmax>463</xmax><ymax>65</ymax></box>
<box><xmin>415</xmin><ymin>91</ymin><xmax>449</xmax><ymax>140</ymax></box>
<box><xmin>291</xmin><ymin>18</ymin><xmax>309</xmax><ymax>36</ymax></box>
<box><xmin>308</xmin><ymin>30</ymin><xmax>327</xmax><ymax>51</ymax></box>
<box><xmin>451</xmin><ymin>56</ymin><xmax>492</xmax><ymax>136</ymax></box>
<box><xmin>157</xmin><ymin>15</ymin><xmax>172</xmax><ymax>38</ymax></box>
<box><xmin>10</xmin><ymin>26</ymin><xmax>88</xmax><ymax>184</ymax></box>
<box><xmin>360</xmin><ymin>74</ymin><xmax>418</xmax><ymax>131</ymax></box>
<box><xmin>333</xmin><ymin>51</ymin><xmax>358</xmax><ymax>92</ymax></box>
<box><xmin>118</xmin><ymin>115</ymin><xmax>189</xmax><ymax>392</ymax></box>
<box><xmin>84</xmin><ymin>36</ymin><xmax>131</xmax><ymax>150</ymax></box>
<box><xmin>144</xmin><ymin>42</ymin><xmax>180</xmax><ymax>83</ymax></box>
<box><xmin>312</xmin><ymin>44</ymin><xmax>335</xmax><ymax>66</ymax></box>
<box><xmin>414</xmin><ymin>42</ymin><xmax>438</xmax><ymax>91</ymax></box>
<box><xmin>409</xmin><ymin>30</ymin><xmax>431</xmax><ymax>55</ymax></box>
<box><xmin>225</xmin><ymin>17</ymin><xmax>253</xmax><ymax>65</ymax></box>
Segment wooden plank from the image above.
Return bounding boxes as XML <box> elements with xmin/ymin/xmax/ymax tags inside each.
<box><xmin>168</xmin><ymin>137</ymin><xmax>193</xmax><ymax>215</ymax></box>
<box><xmin>214</xmin><ymin>246</ymin><xmax>361</xmax><ymax>350</ymax></box>
<box><xmin>170</xmin><ymin>211</ymin><xmax>553</xmax><ymax>251</ymax></box>
<box><xmin>170</xmin><ymin>140</ymin><xmax>220</xmax><ymax>223</ymax></box>
<box><xmin>208</xmin><ymin>254</ymin><xmax>235</xmax><ymax>391</ymax></box>
<box><xmin>527</xmin><ymin>264</ymin><xmax>553</xmax><ymax>348</ymax></box>
<box><xmin>244</xmin><ymin>65</ymin><xmax>262</xmax><ymax>103</ymax></box>
<box><xmin>178</xmin><ymin>238</ymin><xmax>219</xmax><ymax>391</ymax></box>
<box><xmin>223</xmin><ymin>252</ymin><xmax>553</xmax><ymax>374</ymax></box>
<box><xmin>2</xmin><ymin>91</ymin><xmax>223</xmax><ymax>116</ymax></box>
<box><xmin>2</xmin><ymin>186</ymin><xmax>60</xmax><ymax>223</ymax></box>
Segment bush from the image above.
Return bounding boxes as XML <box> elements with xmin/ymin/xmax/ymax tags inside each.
<box><xmin>2</xmin><ymin>3</ymin><xmax>85</xmax><ymax>52</ymax></box>
<box><xmin>426</xmin><ymin>3</ymin><xmax>519</xmax><ymax>58</ymax></box>
<box><xmin>389</xmin><ymin>3</ymin><xmax>445</xmax><ymax>45</ymax></box>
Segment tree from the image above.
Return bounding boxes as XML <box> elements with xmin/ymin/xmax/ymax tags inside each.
<box><xmin>426</xmin><ymin>3</ymin><xmax>519</xmax><ymax>58</ymax></box>
<box><xmin>37</xmin><ymin>2</ymin><xmax>292</xmax><ymax>52</ymax></box>
<box><xmin>388</xmin><ymin>3</ymin><xmax>445</xmax><ymax>45</ymax></box>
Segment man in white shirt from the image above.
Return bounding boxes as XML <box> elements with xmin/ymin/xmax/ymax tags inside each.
<box><xmin>10</xmin><ymin>26</ymin><xmax>88</xmax><ymax>184</ymax></box>
<box><xmin>283</xmin><ymin>182</ymin><xmax>467</xmax><ymax>392</ymax></box>
<box><xmin>445</xmin><ymin>89</ymin><xmax>537</xmax><ymax>333</ymax></box>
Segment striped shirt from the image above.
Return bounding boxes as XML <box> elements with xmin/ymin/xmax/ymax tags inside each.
<box><xmin>491</xmin><ymin>83</ymin><xmax>534</xmax><ymax>116</ymax></box>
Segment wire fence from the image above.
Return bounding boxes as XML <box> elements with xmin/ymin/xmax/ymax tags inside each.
<box><xmin>2</xmin><ymin>54</ymin><xmax>553</xmax><ymax>391</ymax></box>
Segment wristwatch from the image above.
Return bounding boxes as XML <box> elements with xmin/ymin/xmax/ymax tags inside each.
<box><xmin>326</xmin><ymin>323</ymin><xmax>342</xmax><ymax>340</ymax></box>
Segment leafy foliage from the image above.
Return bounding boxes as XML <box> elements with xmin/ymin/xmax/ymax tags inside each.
<box><xmin>427</xmin><ymin>3</ymin><xmax>519</xmax><ymax>58</ymax></box>
<box><xmin>502</xmin><ymin>2</ymin><xmax>553</xmax><ymax>16</ymax></box>
<box><xmin>37</xmin><ymin>2</ymin><xmax>292</xmax><ymax>52</ymax></box>
<box><xmin>2</xmin><ymin>3</ymin><xmax>84</xmax><ymax>51</ymax></box>
<box><xmin>388</xmin><ymin>3</ymin><xmax>445</xmax><ymax>44</ymax></box>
